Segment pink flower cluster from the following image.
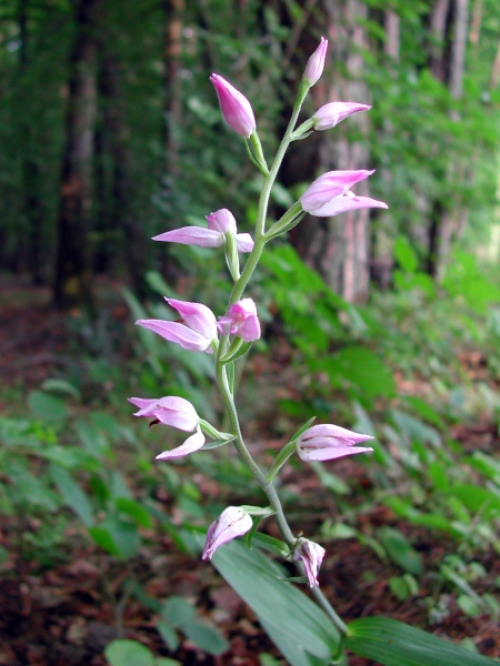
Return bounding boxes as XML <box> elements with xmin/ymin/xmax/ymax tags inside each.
<box><xmin>129</xmin><ymin>37</ymin><xmax>380</xmax><ymax>571</ymax></box>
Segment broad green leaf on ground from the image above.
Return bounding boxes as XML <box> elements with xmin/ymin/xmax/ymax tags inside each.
<box><xmin>211</xmin><ymin>540</ymin><xmax>340</xmax><ymax>666</ymax></box>
<box><xmin>28</xmin><ymin>390</ymin><xmax>67</xmax><ymax>422</ymax></box>
<box><xmin>49</xmin><ymin>463</ymin><xmax>93</xmax><ymax>526</ymax></box>
<box><xmin>377</xmin><ymin>527</ymin><xmax>422</xmax><ymax>575</ymax></box>
<box><xmin>345</xmin><ymin>617</ymin><xmax>498</xmax><ymax>666</ymax></box>
<box><xmin>105</xmin><ymin>639</ymin><xmax>154</xmax><ymax>666</ymax></box>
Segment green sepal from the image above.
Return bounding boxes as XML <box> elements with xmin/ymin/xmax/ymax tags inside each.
<box><xmin>200</xmin><ymin>437</ymin><xmax>236</xmax><ymax>451</ymax></box>
<box><xmin>265</xmin><ymin>202</ymin><xmax>304</xmax><ymax>241</ymax></box>
<box><xmin>220</xmin><ymin>339</ymin><xmax>252</xmax><ymax>364</ymax></box>
<box><xmin>199</xmin><ymin>419</ymin><xmax>234</xmax><ymax>441</ymax></box>
<box><xmin>241</xmin><ymin>505</ymin><xmax>275</xmax><ymax>517</ymax></box>
<box><xmin>266</xmin><ymin>416</ymin><xmax>316</xmax><ymax>482</ymax></box>
<box><xmin>224</xmin><ymin>231</ymin><xmax>240</xmax><ymax>281</ymax></box>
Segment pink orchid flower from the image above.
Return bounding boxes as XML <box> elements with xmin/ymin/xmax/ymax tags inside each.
<box><xmin>303</xmin><ymin>37</ymin><xmax>328</xmax><ymax>87</ymax></box>
<box><xmin>217</xmin><ymin>298</ymin><xmax>260</xmax><ymax>342</ymax></box>
<box><xmin>300</xmin><ymin>170</ymin><xmax>388</xmax><ymax>217</ymax></box>
<box><xmin>129</xmin><ymin>396</ymin><xmax>205</xmax><ymax>459</ymax></box>
<box><xmin>313</xmin><ymin>102</ymin><xmax>371</xmax><ymax>130</ymax></box>
<box><xmin>202</xmin><ymin>506</ymin><xmax>253</xmax><ymax>560</ymax></box>
<box><xmin>136</xmin><ymin>299</ymin><xmax>217</xmax><ymax>353</ymax></box>
<box><xmin>293</xmin><ymin>539</ymin><xmax>326</xmax><ymax>588</ymax></box>
<box><xmin>210</xmin><ymin>74</ymin><xmax>256</xmax><ymax>138</ymax></box>
<box><xmin>297</xmin><ymin>424</ymin><xmax>374</xmax><ymax>462</ymax></box>
<box><xmin>153</xmin><ymin>208</ymin><xmax>253</xmax><ymax>253</ymax></box>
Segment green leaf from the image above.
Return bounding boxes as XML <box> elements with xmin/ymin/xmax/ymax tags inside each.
<box><xmin>318</xmin><ymin>346</ymin><xmax>395</xmax><ymax>401</ymax></box>
<box><xmin>211</xmin><ymin>540</ymin><xmax>339</xmax><ymax>666</ymax></box>
<box><xmin>156</xmin><ymin>620</ymin><xmax>179</xmax><ymax>651</ymax></box>
<box><xmin>161</xmin><ymin>596</ymin><xmax>196</xmax><ymax>628</ymax></box>
<box><xmin>448</xmin><ymin>484</ymin><xmax>500</xmax><ymax>518</ymax></box>
<box><xmin>115</xmin><ymin>498</ymin><xmax>153</xmax><ymax>529</ymax></box>
<box><xmin>41</xmin><ymin>379</ymin><xmax>81</xmax><ymax>401</ymax></box>
<box><xmin>28</xmin><ymin>390</ymin><xmax>67</xmax><ymax>422</ymax></box>
<box><xmin>105</xmin><ymin>639</ymin><xmax>154</xmax><ymax>666</ymax></box>
<box><xmin>394</xmin><ymin>236</ymin><xmax>418</xmax><ymax>273</ymax></box>
<box><xmin>345</xmin><ymin>617</ymin><xmax>498</xmax><ymax>666</ymax></box>
<box><xmin>183</xmin><ymin>621</ymin><xmax>229</xmax><ymax>655</ymax></box>
<box><xmin>49</xmin><ymin>463</ymin><xmax>93</xmax><ymax>526</ymax></box>
<box><xmin>89</xmin><ymin>517</ymin><xmax>140</xmax><ymax>559</ymax></box>
<box><xmin>377</xmin><ymin>527</ymin><xmax>422</xmax><ymax>576</ymax></box>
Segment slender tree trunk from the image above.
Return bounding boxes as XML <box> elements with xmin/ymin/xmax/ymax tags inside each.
<box><xmin>53</xmin><ymin>0</ymin><xmax>102</xmax><ymax>311</ymax></box>
<box><xmin>100</xmin><ymin>49</ymin><xmax>148</xmax><ymax>298</ymax></box>
<box><xmin>319</xmin><ymin>0</ymin><xmax>371</xmax><ymax>302</ymax></box>
<box><xmin>18</xmin><ymin>0</ymin><xmax>45</xmax><ymax>284</ymax></box>
<box><xmin>384</xmin><ymin>9</ymin><xmax>400</xmax><ymax>61</ymax></box>
<box><xmin>450</xmin><ymin>0</ymin><xmax>469</xmax><ymax>99</ymax></box>
<box><xmin>164</xmin><ymin>0</ymin><xmax>183</xmax><ymax>178</ymax></box>
<box><xmin>489</xmin><ymin>39</ymin><xmax>500</xmax><ymax>88</ymax></box>
<box><xmin>429</xmin><ymin>0</ymin><xmax>452</xmax><ymax>80</ymax></box>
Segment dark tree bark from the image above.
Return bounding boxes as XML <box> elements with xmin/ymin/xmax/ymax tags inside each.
<box><xmin>53</xmin><ymin>0</ymin><xmax>103</xmax><ymax>311</ymax></box>
<box><xmin>424</xmin><ymin>0</ymin><xmax>470</xmax><ymax>279</ymax></box>
<box><xmin>164</xmin><ymin>0</ymin><xmax>183</xmax><ymax>178</ymax></box>
<box><xmin>99</xmin><ymin>49</ymin><xmax>148</xmax><ymax>298</ymax></box>
<box><xmin>18</xmin><ymin>0</ymin><xmax>44</xmax><ymax>284</ymax></box>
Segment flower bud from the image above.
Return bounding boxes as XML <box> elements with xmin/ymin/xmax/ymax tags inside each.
<box><xmin>293</xmin><ymin>539</ymin><xmax>326</xmax><ymax>588</ymax></box>
<box><xmin>217</xmin><ymin>298</ymin><xmax>261</xmax><ymax>342</ymax></box>
<box><xmin>313</xmin><ymin>102</ymin><xmax>371</xmax><ymax>130</ymax></box>
<box><xmin>202</xmin><ymin>506</ymin><xmax>253</xmax><ymax>560</ymax></box>
<box><xmin>297</xmin><ymin>424</ymin><xmax>374</xmax><ymax>462</ymax></box>
<box><xmin>303</xmin><ymin>37</ymin><xmax>328</xmax><ymax>87</ymax></box>
<box><xmin>210</xmin><ymin>74</ymin><xmax>256</xmax><ymax>138</ymax></box>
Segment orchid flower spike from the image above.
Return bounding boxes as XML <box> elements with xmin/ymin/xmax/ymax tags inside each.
<box><xmin>293</xmin><ymin>539</ymin><xmax>326</xmax><ymax>588</ymax></box>
<box><xmin>202</xmin><ymin>506</ymin><xmax>253</xmax><ymax>560</ymax></box>
<box><xmin>297</xmin><ymin>424</ymin><xmax>374</xmax><ymax>462</ymax></box>
<box><xmin>210</xmin><ymin>74</ymin><xmax>256</xmax><ymax>138</ymax></box>
<box><xmin>153</xmin><ymin>208</ymin><xmax>254</xmax><ymax>253</ymax></box>
<box><xmin>303</xmin><ymin>37</ymin><xmax>328</xmax><ymax>87</ymax></box>
<box><xmin>217</xmin><ymin>298</ymin><xmax>261</xmax><ymax>342</ymax></box>
<box><xmin>129</xmin><ymin>396</ymin><xmax>205</xmax><ymax>459</ymax></box>
<box><xmin>136</xmin><ymin>299</ymin><xmax>218</xmax><ymax>353</ymax></box>
<box><xmin>313</xmin><ymin>102</ymin><xmax>371</xmax><ymax>131</ymax></box>
<box><xmin>300</xmin><ymin>170</ymin><xmax>388</xmax><ymax>217</ymax></box>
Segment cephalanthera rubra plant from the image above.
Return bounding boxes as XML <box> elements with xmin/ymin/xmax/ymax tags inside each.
<box><xmin>129</xmin><ymin>38</ymin><xmax>496</xmax><ymax>666</ymax></box>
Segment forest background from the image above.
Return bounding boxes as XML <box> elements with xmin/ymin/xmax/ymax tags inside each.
<box><xmin>1</xmin><ymin>0</ymin><xmax>500</xmax><ymax>664</ymax></box>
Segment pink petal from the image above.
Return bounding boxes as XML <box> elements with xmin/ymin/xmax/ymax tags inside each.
<box><xmin>300</xmin><ymin>170</ymin><xmax>374</xmax><ymax>212</ymax></box>
<box><xmin>136</xmin><ymin>319</ymin><xmax>213</xmax><ymax>352</ymax></box>
<box><xmin>210</xmin><ymin>74</ymin><xmax>256</xmax><ymax>138</ymax></box>
<box><xmin>313</xmin><ymin>102</ymin><xmax>371</xmax><ymax>130</ymax></box>
<box><xmin>165</xmin><ymin>299</ymin><xmax>218</xmax><ymax>340</ymax></box>
<box><xmin>304</xmin><ymin>37</ymin><xmax>328</xmax><ymax>87</ymax></box>
<box><xmin>206</xmin><ymin>209</ymin><xmax>237</xmax><ymax>234</ymax></box>
<box><xmin>299</xmin><ymin>444</ymin><xmax>374</xmax><ymax>462</ymax></box>
<box><xmin>202</xmin><ymin>506</ymin><xmax>253</xmax><ymax>560</ymax></box>
<box><xmin>302</xmin><ymin>424</ymin><xmax>374</xmax><ymax>444</ymax></box>
<box><xmin>311</xmin><ymin>194</ymin><xmax>388</xmax><ymax>217</ymax></box>
<box><xmin>156</xmin><ymin>427</ymin><xmax>206</xmax><ymax>460</ymax></box>
<box><xmin>152</xmin><ymin>227</ymin><xmax>224</xmax><ymax>248</ymax></box>
<box><xmin>235</xmin><ymin>233</ymin><xmax>254</xmax><ymax>253</ymax></box>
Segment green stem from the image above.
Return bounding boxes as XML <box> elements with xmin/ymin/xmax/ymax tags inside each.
<box><xmin>214</xmin><ymin>80</ymin><xmax>348</xmax><ymax>637</ymax></box>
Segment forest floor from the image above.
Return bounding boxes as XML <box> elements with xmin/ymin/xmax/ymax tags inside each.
<box><xmin>0</xmin><ymin>280</ymin><xmax>499</xmax><ymax>666</ymax></box>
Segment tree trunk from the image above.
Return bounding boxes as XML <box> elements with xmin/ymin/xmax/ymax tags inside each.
<box><xmin>317</xmin><ymin>0</ymin><xmax>371</xmax><ymax>302</ymax></box>
<box><xmin>100</xmin><ymin>49</ymin><xmax>148</xmax><ymax>298</ymax></box>
<box><xmin>164</xmin><ymin>0</ymin><xmax>183</xmax><ymax>178</ymax></box>
<box><xmin>53</xmin><ymin>0</ymin><xmax>102</xmax><ymax>311</ymax></box>
<box><xmin>18</xmin><ymin>0</ymin><xmax>45</xmax><ymax>285</ymax></box>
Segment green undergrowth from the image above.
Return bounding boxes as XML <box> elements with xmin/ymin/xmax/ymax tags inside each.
<box><xmin>1</xmin><ymin>244</ymin><xmax>500</xmax><ymax>662</ymax></box>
